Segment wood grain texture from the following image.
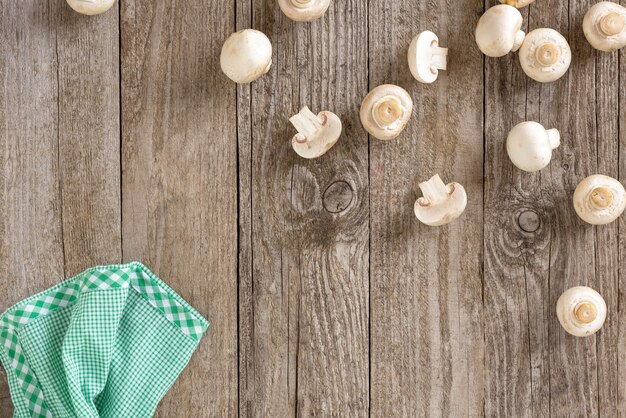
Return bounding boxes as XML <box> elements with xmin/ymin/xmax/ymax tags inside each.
<box><xmin>2</xmin><ymin>0</ymin><xmax>626</xmax><ymax>416</ymax></box>
<box><xmin>368</xmin><ymin>0</ymin><xmax>485</xmax><ymax>416</ymax></box>
<box><xmin>483</xmin><ymin>0</ymin><xmax>622</xmax><ymax>416</ymax></box>
<box><xmin>56</xmin><ymin>2</ymin><xmax>122</xmax><ymax>275</ymax></box>
<box><xmin>0</xmin><ymin>1</ymin><xmax>120</xmax><ymax>415</ymax></box>
<box><xmin>120</xmin><ymin>0</ymin><xmax>237</xmax><ymax>415</ymax></box>
<box><xmin>237</xmin><ymin>0</ymin><xmax>370</xmax><ymax>416</ymax></box>
<box><xmin>0</xmin><ymin>3</ymin><xmax>65</xmax><ymax>414</ymax></box>
<box><xmin>619</xmin><ymin>1</ymin><xmax>626</xmax><ymax>413</ymax></box>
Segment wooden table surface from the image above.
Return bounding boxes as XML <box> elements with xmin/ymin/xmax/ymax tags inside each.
<box><xmin>1</xmin><ymin>0</ymin><xmax>625</xmax><ymax>416</ymax></box>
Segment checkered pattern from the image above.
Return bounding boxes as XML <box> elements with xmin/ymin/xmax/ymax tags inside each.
<box><xmin>0</xmin><ymin>262</ymin><xmax>209</xmax><ymax>417</ymax></box>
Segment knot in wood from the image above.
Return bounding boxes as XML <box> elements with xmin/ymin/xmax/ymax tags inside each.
<box><xmin>518</xmin><ymin>210</ymin><xmax>540</xmax><ymax>232</ymax></box>
<box><xmin>322</xmin><ymin>181</ymin><xmax>353</xmax><ymax>213</ymax></box>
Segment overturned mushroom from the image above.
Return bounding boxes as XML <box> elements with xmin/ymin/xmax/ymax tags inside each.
<box><xmin>557</xmin><ymin>286</ymin><xmax>607</xmax><ymax>337</ymax></box>
<box><xmin>66</xmin><ymin>0</ymin><xmax>116</xmax><ymax>15</ymax></box>
<box><xmin>278</xmin><ymin>0</ymin><xmax>331</xmax><ymax>21</ymax></box>
<box><xmin>583</xmin><ymin>1</ymin><xmax>626</xmax><ymax>52</ymax></box>
<box><xmin>518</xmin><ymin>28</ymin><xmax>571</xmax><ymax>82</ymax></box>
<box><xmin>220</xmin><ymin>29</ymin><xmax>272</xmax><ymax>83</ymax></box>
<box><xmin>414</xmin><ymin>174</ymin><xmax>467</xmax><ymax>226</ymax></box>
<box><xmin>408</xmin><ymin>31</ymin><xmax>448</xmax><ymax>83</ymax></box>
<box><xmin>573</xmin><ymin>174</ymin><xmax>626</xmax><ymax>225</ymax></box>
<box><xmin>360</xmin><ymin>85</ymin><xmax>413</xmax><ymax>141</ymax></box>
<box><xmin>475</xmin><ymin>5</ymin><xmax>525</xmax><ymax>57</ymax></box>
<box><xmin>290</xmin><ymin>106</ymin><xmax>342</xmax><ymax>159</ymax></box>
<box><xmin>500</xmin><ymin>0</ymin><xmax>536</xmax><ymax>8</ymax></box>
<box><xmin>506</xmin><ymin>121</ymin><xmax>560</xmax><ymax>172</ymax></box>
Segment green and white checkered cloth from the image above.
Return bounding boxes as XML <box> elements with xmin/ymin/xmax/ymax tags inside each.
<box><xmin>0</xmin><ymin>261</ymin><xmax>209</xmax><ymax>417</ymax></box>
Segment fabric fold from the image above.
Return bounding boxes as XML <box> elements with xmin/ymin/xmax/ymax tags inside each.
<box><xmin>0</xmin><ymin>262</ymin><xmax>209</xmax><ymax>418</ymax></box>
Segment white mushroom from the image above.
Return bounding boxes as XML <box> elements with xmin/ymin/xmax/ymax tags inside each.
<box><xmin>583</xmin><ymin>1</ymin><xmax>626</xmax><ymax>52</ymax></box>
<box><xmin>220</xmin><ymin>29</ymin><xmax>272</xmax><ymax>84</ymax></box>
<box><xmin>408</xmin><ymin>31</ymin><xmax>448</xmax><ymax>84</ymax></box>
<box><xmin>518</xmin><ymin>28</ymin><xmax>571</xmax><ymax>82</ymax></box>
<box><xmin>557</xmin><ymin>286</ymin><xmax>607</xmax><ymax>337</ymax></box>
<box><xmin>290</xmin><ymin>106</ymin><xmax>342</xmax><ymax>159</ymax></box>
<box><xmin>506</xmin><ymin>121</ymin><xmax>560</xmax><ymax>172</ymax></box>
<box><xmin>475</xmin><ymin>5</ymin><xmax>525</xmax><ymax>57</ymax></box>
<box><xmin>499</xmin><ymin>0</ymin><xmax>536</xmax><ymax>8</ymax></box>
<box><xmin>573</xmin><ymin>174</ymin><xmax>626</xmax><ymax>225</ymax></box>
<box><xmin>66</xmin><ymin>0</ymin><xmax>116</xmax><ymax>15</ymax></box>
<box><xmin>359</xmin><ymin>85</ymin><xmax>413</xmax><ymax>141</ymax></box>
<box><xmin>414</xmin><ymin>174</ymin><xmax>467</xmax><ymax>226</ymax></box>
<box><xmin>278</xmin><ymin>0</ymin><xmax>331</xmax><ymax>21</ymax></box>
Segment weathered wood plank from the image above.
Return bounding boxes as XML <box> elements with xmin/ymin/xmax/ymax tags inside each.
<box><xmin>237</xmin><ymin>0</ymin><xmax>370</xmax><ymax>415</ymax></box>
<box><xmin>3</xmin><ymin>0</ymin><xmax>626</xmax><ymax>416</ymax></box>
<box><xmin>0</xmin><ymin>1</ymin><xmax>120</xmax><ymax>415</ymax></box>
<box><xmin>235</xmin><ymin>0</ymin><xmax>254</xmax><ymax>416</ymax></box>
<box><xmin>120</xmin><ymin>0</ymin><xmax>238</xmax><ymax>416</ymax></box>
<box><xmin>0</xmin><ymin>3</ymin><xmax>65</xmax><ymax>414</ymax></box>
<box><xmin>618</xmin><ymin>2</ymin><xmax>626</xmax><ymax>416</ymax></box>
<box><xmin>483</xmin><ymin>0</ymin><xmax>621</xmax><ymax>415</ymax></box>
<box><xmin>593</xmin><ymin>1</ymin><xmax>621</xmax><ymax>414</ymax></box>
<box><xmin>368</xmin><ymin>0</ymin><xmax>485</xmax><ymax>416</ymax></box>
<box><xmin>56</xmin><ymin>3</ymin><xmax>122</xmax><ymax>275</ymax></box>
<box><xmin>483</xmin><ymin>0</ymin><xmax>557</xmax><ymax>412</ymax></box>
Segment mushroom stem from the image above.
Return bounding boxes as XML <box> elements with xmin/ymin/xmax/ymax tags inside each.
<box><xmin>574</xmin><ymin>302</ymin><xmax>597</xmax><ymax>324</ymax></box>
<box><xmin>546</xmin><ymin>129</ymin><xmax>560</xmax><ymax>149</ymax></box>
<box><xmin>590</xmin><ymin>187</ymin><xmax>614</xmax><ymax>209</ymax></box>
<box><xmin>419</xmin><ymin>174</ymin><xmax>449</xmax><ymax>204</ymax></box>
<box><xmin>512</xmin><ymin>30</ymin><xmax>526</xmax><ymax>51</ymax></box>
<box><xmin>599</xmin><ymin>12</ymin><xmax>625</xmax><ymax>37</ymax></box>
<box><xmin>431</xmin><ymin>46</ymin><xmax>448</xmax><ymax>71</ymax></box>
<box><xmin>290</xmin><ymin>106</ymin><xmax>322</xmax><ymax>143</ymax></box>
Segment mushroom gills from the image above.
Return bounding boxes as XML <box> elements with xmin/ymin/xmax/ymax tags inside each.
<box><xmin>372</xmin><ymin>96</ymin><xmax>406</xmax><ymax>130</ymax></box>
<box><xmin>599</xmin><ymin>12</ymin><xmax>625</xmax><ymax>36</ymax></box>
<box><xmin>583</xmin><ymin>2</ymin><xmax>626</xmax><ymax>51</ymax></box>
<box><xmin>290</xmin><ymin>106</ymin><xmax>342</xmax><ymax>159</ymax></box>
<box><xmin>414</xmin><ymin>174</ymin><xmax>467</xmax><ymax>226</ymax></box>
<box><xmin>518</xmin><ymin>28</ymin><xmax>571</xmax><ymax>82</ymax></box>
<box><xmin>278</xmin><ymin>0</ymin><xmax>331</xmax><ymax>21</ymax></box>
<box><xmin>408</xmin><ymin>31</ymin><xmax>448</xmax><ymax>83</ymax></box>
<box><xmin>535</xmin><ymin>43</ymin><xmax>560</xmax><ymax>66</ymax></box>
<box><xmin>359</xmin><ymin>85</ymin><xmax>413</xmax><ymax>141</ymax></box>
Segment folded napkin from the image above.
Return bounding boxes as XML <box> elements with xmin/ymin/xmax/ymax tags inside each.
<box><xmin>0</xmin><ymin>262</ymin><xmax>209</xmax><ymax>417</ymax></box>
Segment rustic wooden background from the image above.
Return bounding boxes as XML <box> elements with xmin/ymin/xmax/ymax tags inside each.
<box><xmin>1</xmin><ymin>0</ymin><xmax>625</xmax><ymax>416</ymax></box>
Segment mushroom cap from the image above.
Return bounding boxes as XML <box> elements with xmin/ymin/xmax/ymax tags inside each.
<box><xmin>414</xmin><ymin>176</ymin><xmax>467</xmax><ymax>226</ymax></box>
<box><xmin>359</xmin><ymin>85</ymin><xmax>413</xmax><ymax>141</ymax></box>
<box><xmin>506</xmin><ymin>122</ymin><xmax>560</xmax><ymax>172</ymax></box>
<box><xmin>518</xmin><ymin>28</ymin><xmax>571</xmax><ymax>82</ymax></box>
<box><xmin>556</xmin><ymin>286</ymin><xmax>607</xmax><ymax>337</ymax></box>
<box><xmin>499</xmin><ymin>0</ymin><xmax>536</xmax><ymax>8</ymax></box>
<box><xmin>583</xmin><ymin>1</ymin><xmax>626</xmax><ymax>52</ymax></box>
<box><xmin>573</xmin><ymin>174</ymin><xmax>626</xmax><ymax>225</ymax></box>
<box><xmin>292</xmin><ymin>111</ymin><xmax>342</xmax><ymax>159</ymax></box>
<box><xmin>278</xmin><ymin>0</ymin><xmax>331</xmax><ymax>22</ymax></box>
<box><xmin>66</xmin><ymin>0</ymin><xmax>116</xmax><ymax>15</ymax></box>
<box><xmin>220</xmin><ymin>29</ymin><xmax>272</xmax><ymax>84</ymax></box>
<box><xmin>475</xmin><ymin>5</ymin><xmax>525</xmax><ymax>57</ymax></box>
<box><xmin>408</xmin><ymin>31</ymin><xmax>447</xmax><ymax>84</ymax></box>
